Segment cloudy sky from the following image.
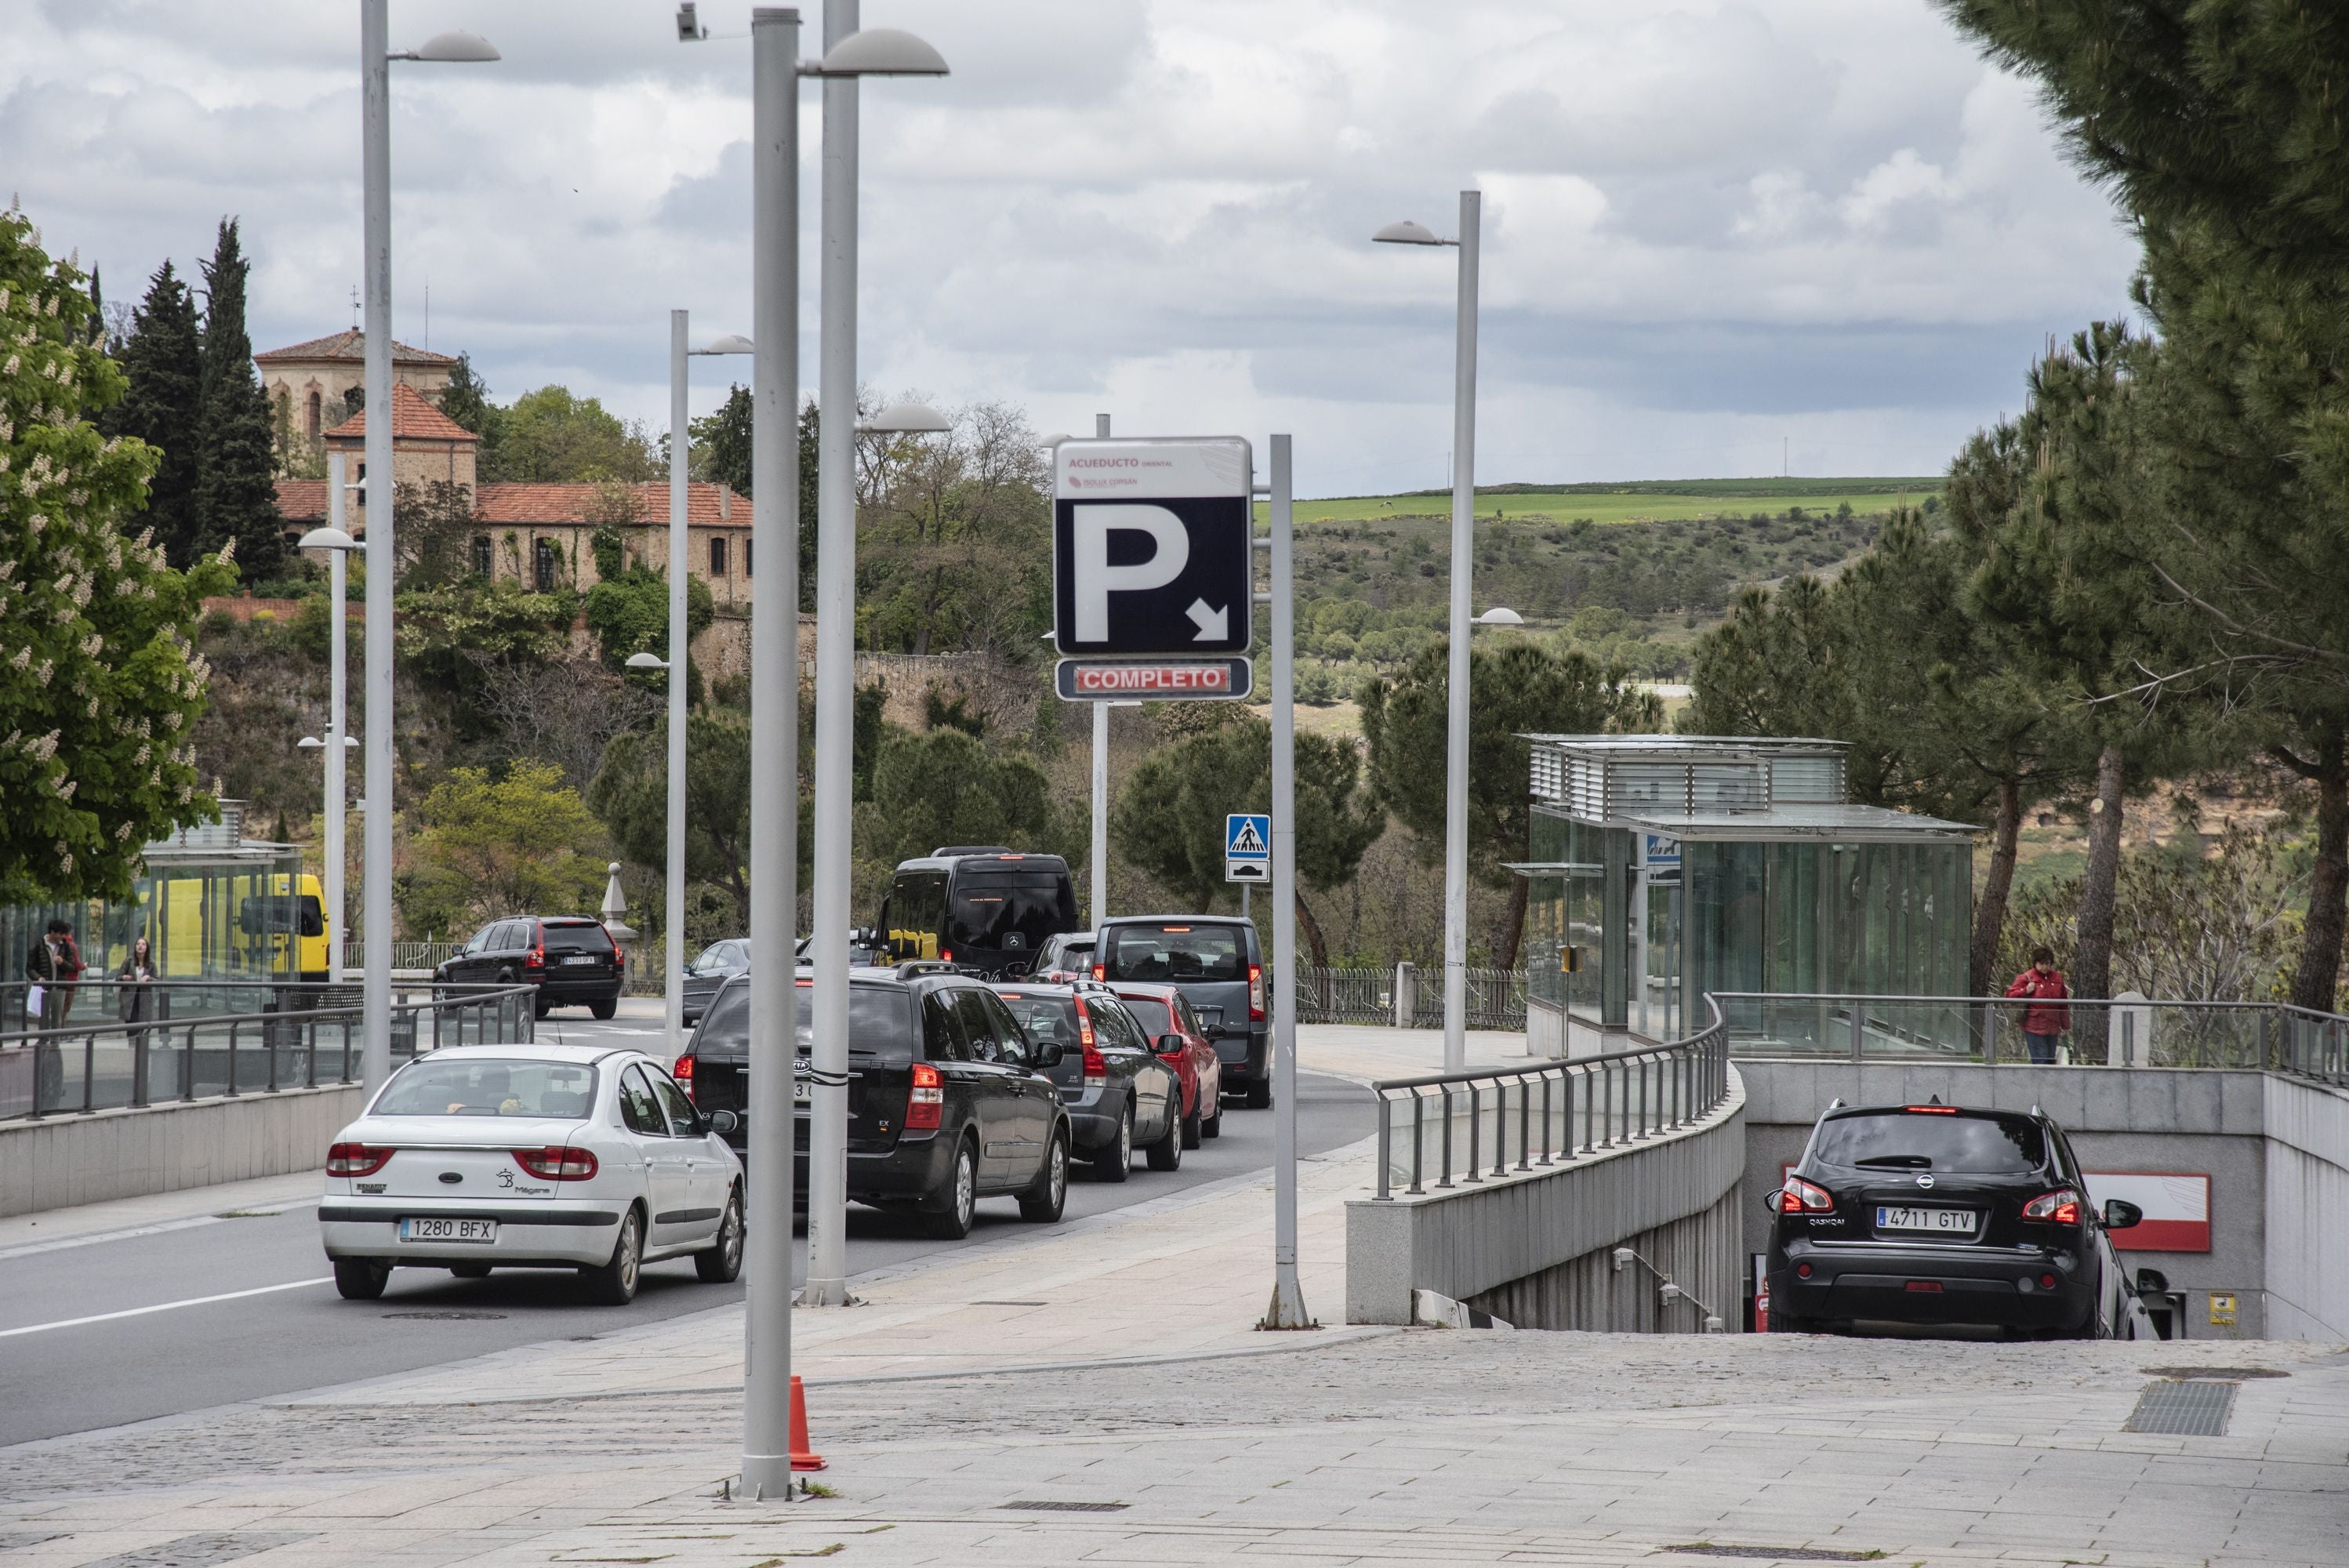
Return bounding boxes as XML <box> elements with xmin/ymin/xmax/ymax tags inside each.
<box><xmin>3</xmin><ymin>1</ymin><xmax>2140</xmax><ymax>497</ymax></box>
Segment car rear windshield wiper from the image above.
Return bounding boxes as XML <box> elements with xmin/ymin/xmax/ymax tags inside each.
<box><xmin>1853</xmin><ymin>1154</ymin><xmax>1932</xmax><ymax>1168</ymax></box>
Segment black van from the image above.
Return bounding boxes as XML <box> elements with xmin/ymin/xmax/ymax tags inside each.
<box><xmin>870</xmin><ymin>849</ymin><xmax>1079</xmax><ymax>979</ymax></box>
<box><xmin>1095</xmin><ymin>916</ymin><xmax>1270</xmax><ymax>1108</ymax></box>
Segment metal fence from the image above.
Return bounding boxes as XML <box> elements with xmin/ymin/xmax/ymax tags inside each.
<box><xmin>1716</xmin><ymin>992</ymin><xmax>2349</xmax><ymax>1091</ymax></box>
<box><xmin>341</xmin><ymin>941</ymin><xmax>465</xmax><ymax>973</ymax></box>
<box><xmin>1368</xmin><ymin>1000</ymin><xmax>1732</xmax><ymax>1200</ymax></box>
<box><xmin>0</xmin><ymin>982</ymin><xmax>536</xmax><ymax>1123</ymax></box>
<box><xmin>1289</xmin><ymin>965</ymin><xmax>1528</xmax><ymax>1030</ymax></box>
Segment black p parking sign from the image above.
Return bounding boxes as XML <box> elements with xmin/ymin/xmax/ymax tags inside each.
<box><xmin>1053</xmin><ymin>437</ymin><xmax>1254</xmax><ymax>657</ymax></box>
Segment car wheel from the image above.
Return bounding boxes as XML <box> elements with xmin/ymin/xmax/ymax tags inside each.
<box><xmin>1018</xmin><ymin>1131</ymin><xmax>1069</xmax><ymax>1224</ymax></box>
<box><xmin>922</xmin><ymin>1139</ymin><xmax>978</xmax><ymax>1239</ymax></box>
<box><xmin>696</xmin><ymin>1189</ymin><xmax>745</xmax><ymax>1283</ymax></box>
<box><xmin>448</xmin><ymin>1263</ymin><xmax>491</xmax><ymax>1279</ymax></box>
<box><xmin>1201</xmin><ymin>1091</ymin><xmax>1222</xmax><ymax>1139</ymax></box>
<box><xmin>589</xmin><ymin>998</ymin><xmax>618</xmax><ymax>1021</ymax></box>
<box><xmin>1092</xmin><ymin>1102</ymin><xmax>1133</xmax><ymax>1182</ymax></box>
<box><xmin>332</xmin><ymin>1258</ymin><xmax>390</xmax><ymax>1301</ymax></box>
<box><xmin>582</xmin><ymin>1208</ymin><xmax>643</xmax><ymax>1305</ymax></box>
<box><xmin>1244</xmin><ymin>1077</ymin><xmax>1272</xmax><ymax>1109</ymax></box>
<box><xmin>1180</xmin><ymin>1104</ymin><xmax>1202</xmax><ymax>1150</ymax></box>
<box><xmin>1146</xmin><ymin>1102</ymin><xmax>1183</xmax><ymax>1171</ymax></box>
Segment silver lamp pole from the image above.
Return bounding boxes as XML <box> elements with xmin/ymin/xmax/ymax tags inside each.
<box><xmin>325</xmin><ymin>452</ymin><xmax>350</xmax><ymax>982</ymax></box>
<box><xmin>1373</xmin><ymin>191</ymin><xmax>1480</xmax><ymax>1073</ymax></box>
<box><xmin>1089</xmin><ymin>410</ymin><xmax>1112</xmax><ymax>931</ymax></box>
<box><xmin>1262</xmin><ymin>432</ymin><xmax>1310</xmax><ymax>1329</ymax></box>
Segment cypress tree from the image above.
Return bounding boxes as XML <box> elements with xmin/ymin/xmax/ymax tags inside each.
<box><xmin>194</xmin><ymin>217</ymin><xmax>285</xmax><ymax>579</ymax></box>
<box><xmin>105</xmin><ymin>259</ymin><xmax>205</xmax><ymax>565</ymax></box>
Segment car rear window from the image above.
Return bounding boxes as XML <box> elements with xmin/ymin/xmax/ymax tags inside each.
<box><xmin>692</xmin><ymin>980</ymin><xmax>912</xmax><ymax>1063</ymax></box>
<box><xmin>1119</xmin><ymin>995</ymin><xmax>1174</xmax><ymax>1037</ymax></box>
<box><xmin>1810</xmin><ymin>1112</ymin><xmax>2046</xmax><ymax>1174</ymax></box>
<box><xmin>542</xmin><ymin>921</ymin><xmax>612</xmax><ymax>955</ymax></box>
<box><xmin>374</xmin><ymin>1058</ymin><xmax>598</xmax><ymax>1119</ymax></box>
<box><xmin>947</xmin><ymin>873</ymin><xmax>1076</xmax><ymax>953</ymax></box>
<box><xmin>997</xmin><ymin>993</ymin><xmax>1080</xmax><ymax>1048</ymax></box>
<box><xmin>1103</xmin><ymin>924</ymin><xmax>1243</xmax><ymax>982</ymax></box>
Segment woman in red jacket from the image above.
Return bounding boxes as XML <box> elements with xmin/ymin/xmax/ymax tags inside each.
<box><xmin>2004</xmin><ymin>946</ymin><xmax>2070</xmax><ymax>1065</ymax></box>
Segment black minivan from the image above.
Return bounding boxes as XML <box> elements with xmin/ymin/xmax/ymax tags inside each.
<box><xmin>433</xmin><ymin>916</ymin><xmax>623</xmax><ymax>1019</ymax></box>
<box><xmin>1095</xmin><ymin>916</ymin><xmax>1269</xmax><ymax>1107</ymax></box>
<box><xmin>871</xmin><ymin>849</ymin><xmax>1079</xmax><ymax>979</ymax></box>
<box><xmin>676</xmin><ymin>965</ymin><xmax>1071</xmax><ymax>1239</ymax></box>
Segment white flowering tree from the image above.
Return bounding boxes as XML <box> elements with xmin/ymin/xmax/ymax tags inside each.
<box><xmin>0</xmin><ymin>205</ymin><xmax>233</xmax><ymax>902</ymax></box>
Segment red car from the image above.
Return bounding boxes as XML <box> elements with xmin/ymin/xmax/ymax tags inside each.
<box><xmin>1109</xmin><ymin>983</ymin><xmax>1222</xmax><ymax>1147</ymax></box>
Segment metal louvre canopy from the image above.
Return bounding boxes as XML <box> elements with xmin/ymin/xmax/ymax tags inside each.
<box><xmin>1610</xmin><ymin>803</ymin><xmax>1977</xmax><ymax>843</ymax></box>
<box><xmin>1501</xmin><ymin>860</ymin><xmax>1606</xmax><ymax>876</ymax></box>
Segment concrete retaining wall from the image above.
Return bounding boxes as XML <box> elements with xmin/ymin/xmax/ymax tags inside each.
<box><xmin>2262</xmin><ymin>1072</ymin><xmax>2349</xmax><ymax>1341</ymax></box>
<box><xmin>0</xmin><ymin>1086</ymin><xmax>358</xmax><ymax>1218</ymax></box>
<box><xmin>1345</xmin><ymin>1069</ymin><xmax>1745</xmax><ymax>1330</ymax></box>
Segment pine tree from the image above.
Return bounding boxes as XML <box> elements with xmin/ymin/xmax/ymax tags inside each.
<box><xmin>437</xmin><ymin>351</ymin><xmax>504</xmax><ymax>475</ymax></box>
<box><xmin>103</xmin><ymin>260</ymin><xmax>205</xmax><ymax>566</ymax></box>
<box><xmin>194</xmin><ymin>217</ymin><xmax>285</xmax><ymax>580</ymax></box>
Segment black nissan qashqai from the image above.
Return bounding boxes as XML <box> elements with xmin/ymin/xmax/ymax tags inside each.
<box><xmin>1766</xmin><ymin>1100</ymin><xmax>2152</xmax><ymax>1339</ymax></box>
<box><xmin>674</xmin><ymin>963</ymin><xmax>1072</xmax><ymax>1240</ymax></box>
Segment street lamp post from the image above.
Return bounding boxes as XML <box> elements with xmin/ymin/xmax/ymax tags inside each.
<box><xmin>357</xmin><ymin>3</ymin><xmax>498</xmax><ymax>1094</ymax></box>
<box><xmin>301</xmin><ymin>451</ymin><xmax>367</xmax><ymax>982</ymax></box>
<box><xmin>739</xmin><ymin>6</ymin><xmax>947</xmax><ymax>1501</ymax></box>
<box><xmin>1374</xmin><ymin>191</ymin><xmax>1481</xmax><ymax>1073</ymax></box>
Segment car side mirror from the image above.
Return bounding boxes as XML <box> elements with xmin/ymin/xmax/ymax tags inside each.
<box><xmin>2102</xmin><ymin>1198</ymin><xmax>2142</xmax><ymax>1230</ymax></box>
<box><xmin>1156</xmin><ymin>1033</ymin><xmax>1185</xmax><ymax>1055</ymax></box>
<box><xmin>1035</xmin><ymin>1041</ymin><xmax>1065</xmax><ymax>1069</ymax></box>
<box><xmin>2134</xmin><ymin>1265</ymin><xmax>2169</xmax><ymax>1295</ymax></box>
<box><xmin>706</xmin><ymin>1109</ymin><xmax>739</xmax><ymax>1134</ymax></box>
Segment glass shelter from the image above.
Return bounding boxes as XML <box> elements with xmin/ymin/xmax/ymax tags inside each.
<box><xmin>1514</xmin><ymin>738</ymin><xmax>1976</xmax><ymax>1057</ymax></box>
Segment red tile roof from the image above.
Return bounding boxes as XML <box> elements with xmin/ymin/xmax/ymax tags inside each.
<box><xmin>274</xmin><ymin>477</ymin><xmax>747</xmax><ymax>528</ymax></box>
<box><xmin>276</xmin><ymin>480</ymin><xmax>328</xmax><ymax>522</ymax></box>
<box><xmin>322</xmin><ymin>383</ymin><xmax>477</xmax><ymax>444</ymax></box>
<box><xmin>255</xmin><ymin>330</ymin><xmax>456</xmax><ymax>366</ymax></box>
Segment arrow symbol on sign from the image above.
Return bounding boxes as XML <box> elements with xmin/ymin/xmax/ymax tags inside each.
<box><xmin>1187</xmin><ymin>599</ymin><xmax>1228</xmax><ymax>641</ymax></box>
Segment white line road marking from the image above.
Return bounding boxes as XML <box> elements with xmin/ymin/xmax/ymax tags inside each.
<box><xmin>0</xmin><ymin>1276</ymin><xmax>335</xmax><ymax>1338</ymax></box>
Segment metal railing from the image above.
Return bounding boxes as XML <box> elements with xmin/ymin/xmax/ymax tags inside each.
<box><xmin>1370</xmin><ymin>998</ymin><xmax>1731</xmax><ymax>1200</ymax></box>
<box><xmin>1716</xmin><ymin>992</ymin><xmax>2349</xmax><ymax>1091</ymax></box>
<box><xmin>340</xmin><ymin>940</ymin><xmax>466</xmax><ymax>973</ymax></box>
<box><xmin>1289</xmin><ymin>964</ymin><xmax>1529</xmax><ymax>1029</ymax></box>
<box><xmin>0</xmin><ymin>983</ymin><xmax>536</xmax><ymax>1123</ymax></box>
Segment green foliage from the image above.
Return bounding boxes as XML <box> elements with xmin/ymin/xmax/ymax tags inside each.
<box><xmin>588</xmin><ymin>710</ymin><xmax>753</xmax><ymax>932</ymax></box>
<box><xmin>398</xmin><ymin>760</ymin><xmax>612</xmax><ymax>935</ymax></box>
<box><xmin>582</xmin><ymin>568</ymin><xmax>713</xmax><ymax>669</ymax></box>
<box><xmin>436</xmin><ymin>352</ymin><xmax>503</xmax><ymax>474</ymax></box>
<box><xmin>193</xmin><ymin>219</ymin><xmax>285</xmax><ymax>580</ymax></box>
<box><xmin>394</xmin><ymin>579</ymin><xmax>577</xmax><ymax>685</ymax></box>
<box><xmin>100</xmin><ymin>259</ymin><xmax>202</xmax><ymax>565</ymax></box>
<box><xmin>866</xmin><ymin>728</ymin><xmax>1059</xmax><ymax>868</ymax></box>
<box><xmin>858</xmin><ymin>402</ymin><xmax>1050</xmax><ymax>658</ymax></box>
<box><xmin>491</xmin><ymin>384</ymin><xmax>661</xmax><ymax>484</ymax></box>
<box><xmin>0</xmin><ymin>207</ymin><xmax>235</xmax><ymax>902</ymax></box>
<box><xmin>392</xmin><ymin>479</ymin><xmax>478</xmax><ymax>589</ymax></box>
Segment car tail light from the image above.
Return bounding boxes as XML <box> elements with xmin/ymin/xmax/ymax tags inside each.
<box><xmin>673</xmin><ymin>1052</ymin><xmax>695</xmax><ymax>1098</ymax></box>
<box><xmin>1777</xmin><ymin>1174</ymin><xmax>1834</xmax><ymax>1214</ymax></box>
<box><xmin>1248</xmin><ymin>963</ymin><xmax>1265</xmax><ymax>1022</ymax></box>
<box><xmin>513</xmin><ymin>1145</ymin><xmax>599</xmax><ymax>1181</ymax></box>
<box><xmin>611</xmin><ymin>937</ymin><xmax>624</xmax><ymax>970</ymax></box>
<box><xmin>941</xmin><ymin>949</ymin><xmax>952</xmax><ymax>963</ymax></box>
<box><xmin>2039</xmin><ymin>1272</ymin><xmax>2058</xmax><ymax>1289</ymax></box>
<box><xmin>325</xmin><ymin>1142</ymin><xmax>391</xmax><ymax>1177</ymax></box>
<box><xmin>525</xmin><ymin>930</ymin><xmax>545</xmax><ymax>971</ymax></box>
<box><xmin>1072</xmin><ymin>998</ymin><xmax>1106</xmax><ymax>1084</ymax></box>
<box><xmin>1904</xmin><ymin>1105</ymin><xmax>1957</xmax><ymax>1114</ymax></box>
<box><xmin>1092</xmin><ymin>963</ymin><xmax>1106</xmax><ymax>982</ymax></box>
<box><xmin>906</xmin><ymin>1062</ymin><xmax>943</xmax><ymax>1130</ymax></box>
<box><xmin>1794</xmin><ymin>1261</ymin><xmax>1812</xmax><ymax>1279</ymax></box>
<box><xmin>2024</xmin><ymin>1187</ymin><xmax>2082</xmax><ymax>1225</ymax></box>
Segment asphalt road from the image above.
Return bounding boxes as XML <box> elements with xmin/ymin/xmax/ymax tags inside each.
<box><xmin>0</xmin><ymin>1011</ymin><xmax>1371</xmax><ymax>1447</ymax></box>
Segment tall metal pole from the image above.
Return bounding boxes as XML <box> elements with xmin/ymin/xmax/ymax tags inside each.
<box><xmin>741</xmin><ymin>4</ymin><xmax>803</xmax><ymax>1502</ymax></box>
<box><xmin>804</xmin><ymin>0</ymin><xmax>859</xmax><ymax>1310</ymax></box>
<box><xmin>326</xmin><ymin>451</ymin><xmax>350</xmax><ymax>983</ymax></box>
<box><xmin>359</xmin><ymin>0</ymin><xmax>394</xmax><ymax>1094</ymax></box>
<box><xmin>666</xmin><ymin>310</ymin><xmax>691</xmax><ymax>1066</ymax></box>
<box><xmin>1088</xmin><ymin>411</ymin><xmax>1111</xmax><ymax>931</ymax></box>
<box><xmin>1262</xmin><ymin>432</ymin><xmax>1310</xmax><ymax>1329</ymax></box>
<box><xmin>1440</xmin><ymin>190</ymin><xmax>1480</xmax><ymax>1075</ymax></box>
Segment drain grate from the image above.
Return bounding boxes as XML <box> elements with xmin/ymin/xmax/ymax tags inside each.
<box><xmin>2139</xmin><ymin>1365</ymin><xmax>2289</xmax><ymax>1381</ymax></box>
<box><xmin>72</xmin><ymin>1534</ymin><xmax>318</xmax><ymax>1568</ymax></box>
<box><xmin>2124</xmin><ymin>1378</ymin><xmax>2237</xmax><ymax>1436</ymax></box>
<box><xmin>998</xmin><ymin>1501</ymin><xmax>1129</xmax><ymax>1513</ymax></box>
<box><xmin>1665</xmin><ymin>1548</ymin><xmax>1879</xmax><ymax>1563</ymax></box>
<box><xmin>383</xmin><ymin>1310</ymin><xmax>506</xmax><ymax>1320</ymax></box>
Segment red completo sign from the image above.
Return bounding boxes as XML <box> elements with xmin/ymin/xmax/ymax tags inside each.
<box><xmin>1055</xmin><ymin>658</ymin><xmax>1254</xmax><ymax>702</ymax></box>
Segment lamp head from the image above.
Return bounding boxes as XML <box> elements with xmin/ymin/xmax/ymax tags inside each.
<box><xmin>405</xmin><ymin>31</ymin><xmax>500</xmax><ymax>63</ymax></box>
<box><xmin>298</xmin><ymin>526</ymin><xmax>360</xmax><ymax>552</ymax></box>
<box><xmin>624</xmin><ymin>652</ymin><xmax>671</xmax><ymax>672</ymax></box>
<box><xmin>1372</xmin><ymin>219</ymin><xmax>1447</xmax><ymax>246</ymax></box>
<box><xmin>693</xmin><ymin>332</ymin><xmax>755</xmax><ymax>356</ymax></box>
<box><xmin>1039</xmin><ymin>432</ymin><xmax>1074</xmax><ymax>449</ymax></box>
<box><xmin>1475</xmin><ymin>607</ymin><xmax>1525</xmax><ymax>627</ymax></box>
<box><xmin>298</xmin><ymin>736</ymin><xmax>325</xmax><ymax>751</ymax></box>
<box><xmin>815</xmin><ymin>27</ymin><xmax>949</xmax><ymax>77</ymax></box>
<box><xmin>860</xmin><ymin>401</ymin><xmax>952</xmax><ymax>435</ymax></box>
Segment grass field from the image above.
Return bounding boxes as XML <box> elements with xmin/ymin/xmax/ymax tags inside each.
<box><xmin>1261</xmin><ymin>477</ymin><xmax>1946</xmax><ymax>527</ymax></box>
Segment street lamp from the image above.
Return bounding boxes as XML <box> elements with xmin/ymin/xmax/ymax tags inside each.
<box><xmin>651</xmin><ymin>318</ymin><xmax>756</xmax><ymax>1073</ymax></box>
<box><xmin>300</xmin><ymin>454</ymin><xmax>365</xmax><ymax>985</ymax></box>
<box><xmin>1474</xmin><ymin>606</ymin><xmax>1523</xmax><ymax>628</ymax></box>
<box><xmin>1374</xmin><ymin>191</ymin><xmax>1481</xmax><ymax>1073</ymax></box>
<box><xmin>735</xmin><ymin>5</ymin><xmax>947</xmax><ymax>1500</ymax></box>
<box><xmin>357</xmin><ymin>2</ymin><xmax>498</xmax><ymax>1097</ymax></box>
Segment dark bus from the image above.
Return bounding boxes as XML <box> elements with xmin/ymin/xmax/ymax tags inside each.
<box><xmin>871</xmin><ymin>848</ymin><xmax>1079</xmax><ymax>978</ymax></box>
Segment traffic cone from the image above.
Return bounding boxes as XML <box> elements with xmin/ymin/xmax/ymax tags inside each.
<box><xmin>788</xmin><ymin>1374</ymin><xmax>827</xmax><ymax>1472</ymax></box>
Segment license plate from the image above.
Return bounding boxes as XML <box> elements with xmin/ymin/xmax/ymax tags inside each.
<box><xmin>1875</xmin><ymin>1206</ymin><xmax>1975</xmax><ymax>1234</ymax></box>
<box><xmin>399</xmin><ymin>1216</ymin><xmax>499</xmax><ymax>1243</ymax></box>
<box><xmin>561</xmin><ymin>954</ymin><xmax>599</xmax><ymax>965</ymax></box>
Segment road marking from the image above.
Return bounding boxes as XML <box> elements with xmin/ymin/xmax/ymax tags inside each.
<box><xmin>0</xmin><ymin>1276</ymin><xmax>335</xmax><ymax>1338</ymax></box>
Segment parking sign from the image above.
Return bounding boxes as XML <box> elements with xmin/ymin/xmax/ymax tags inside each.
<box><xmin>1053</xmin><ymin>437</ymin><xmax>1254</xmax><ymax>657</ymax></box>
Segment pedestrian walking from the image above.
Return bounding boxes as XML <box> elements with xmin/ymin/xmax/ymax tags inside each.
<box><xmin>119</xmin><ymin>937</ymin><xmax>162</xmax><ymax>1098</ymax></box>
<box><xmin>2004</xmin><ymin>946</ymin><xmax>2071</xmax><ymax>1065</ymax></box>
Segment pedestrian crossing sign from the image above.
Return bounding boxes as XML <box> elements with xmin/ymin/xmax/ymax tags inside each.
<box><xmin>1226</xmin><ymin>813</ymin><xmax>1270</xmax><ymax>882</ymax></box>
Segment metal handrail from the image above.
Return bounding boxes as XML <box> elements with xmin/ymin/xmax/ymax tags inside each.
<box><xmin>1369</xmin><ymin>996</ymin><xmax>1731</xmax><ymax>1201</ymax></box>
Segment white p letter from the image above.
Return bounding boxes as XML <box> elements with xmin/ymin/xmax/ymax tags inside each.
<box><xmin>1072</xmin><ymin>504</ymin><xmax>1189</xmax><ymax>642</ymax></box>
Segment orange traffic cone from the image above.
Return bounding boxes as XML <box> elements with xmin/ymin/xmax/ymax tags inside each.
<box><xmin>789</xmin><ymin>1374</ymin><xmax>827</xmax><ymax>1472</ymax></box>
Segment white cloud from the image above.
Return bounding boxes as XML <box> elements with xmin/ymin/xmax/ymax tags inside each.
<box><xmin>2</xmin><ymin>0</ymin><xmax>2141</xmax><ymax>494</ymax></box>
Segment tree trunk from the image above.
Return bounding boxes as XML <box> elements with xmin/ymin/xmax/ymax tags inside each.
<box><xmin>1494</xmin><ymin>875</ymin><xmax>1530</xmax><ymax>973</ymax></box>
<box><xmin>2290</xmin><ymin>731</ymin><xmax>2349</xmax><ymax>1013</ymax></box>
<box><xmin>1970</xmin><ymin>776</ymin><xmax>2023</xmax><ymax>996</ymax></box>
<box><xmin>2072</xmin><ymin>743</ymin><xmax>2127</xmax><ymax>1002</ymax></box>
<box><xmin>1294</xmin><ymin>890</ymin><xmax>1331</xmax><ymax>1011</ymax></box>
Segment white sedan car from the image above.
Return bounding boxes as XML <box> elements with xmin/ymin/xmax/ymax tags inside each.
<box><xmin>319</xmin><ymin>1043</ymin><xmax>744</xmax><ymax>1305</ymax></box>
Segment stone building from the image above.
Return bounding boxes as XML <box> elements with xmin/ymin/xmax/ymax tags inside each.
<box><xmin>254</xmin><ymin>329</ymin><xmax>456</xmax><ymax>448</ymax></box>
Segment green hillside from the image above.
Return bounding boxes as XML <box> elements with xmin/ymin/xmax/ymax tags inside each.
<box><xmin>1262</xmin><ymin>477</ymin><xmax>1944</xmax><ymax>528</ymax></box>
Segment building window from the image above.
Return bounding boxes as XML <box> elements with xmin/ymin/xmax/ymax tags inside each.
<box><xmin>743</xmin><ymin>538</ymin><xmax>753</xmax><ymax>577</ymax></box>
<box><xmin>472</xmin><ymin>535</ymin><xmax>492</xmax><ymax>577</ymax></box>
<box><xmin>533</xmin><ymin>539</ymin><xmax>557</xmax><ymax>591</ymax></box>
<box><xmin>709</xmin><ymin>535</ymin><xmax>728</xmax><ymax>576</ymax></box>
<box><xmin>305</xmin><ymin>389</ymin><xmax>322</xmax><ymax>437</ymax></box>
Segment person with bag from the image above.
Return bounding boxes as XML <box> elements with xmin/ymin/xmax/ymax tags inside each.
<box><xmin>2004</xmin><ymin>946</ymin><xmax>2071</xmax><ymax>1065</ymax></box>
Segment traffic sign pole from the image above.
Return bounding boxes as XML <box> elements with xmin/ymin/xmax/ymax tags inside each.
<box><xmin>1262</xmin><ymin>432</ymin><xmax>1311</xmax><ymax>1330</ymax></box>
<box><xmin>1089</xmin><ymin>413</ymin><xmax>1111</xmax><ymax>933</ymax></box>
